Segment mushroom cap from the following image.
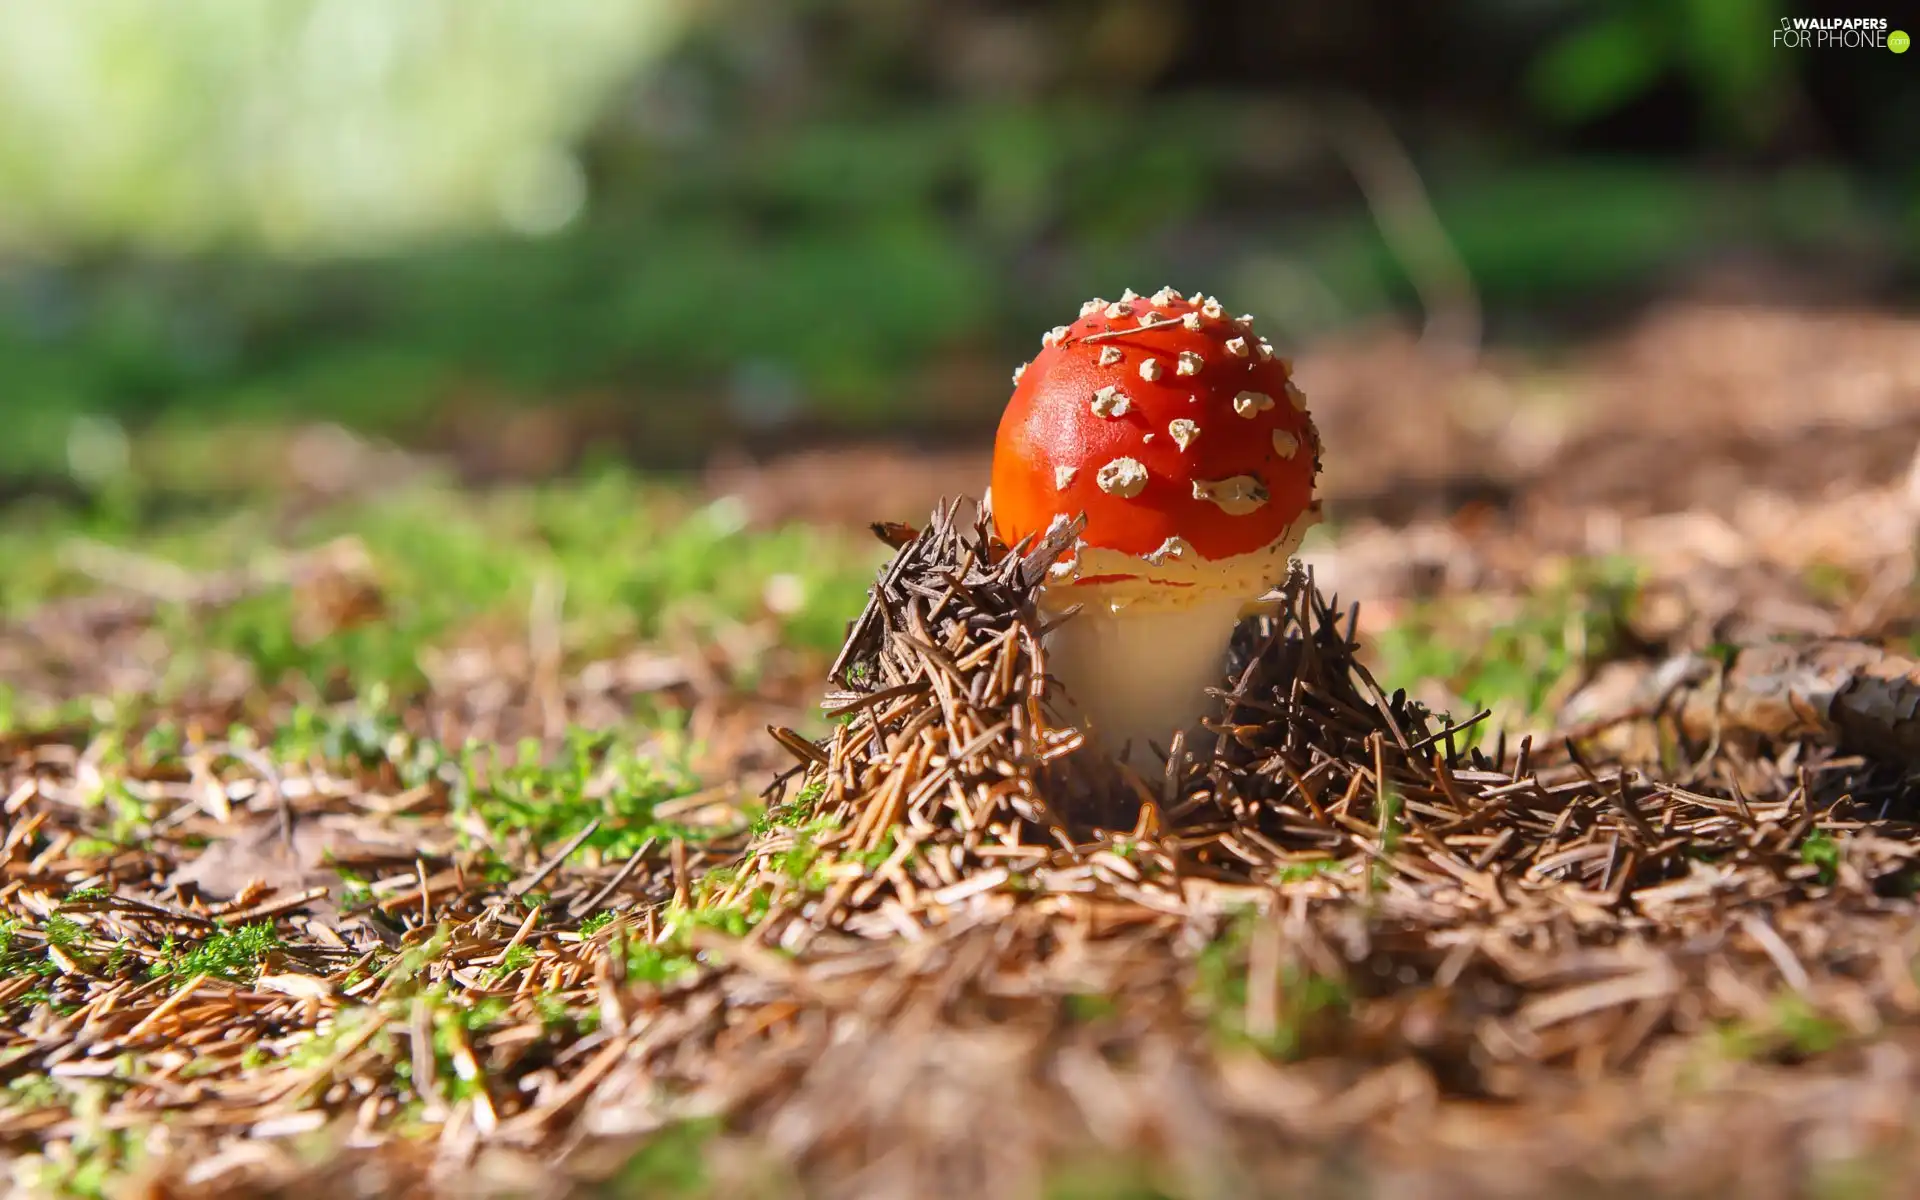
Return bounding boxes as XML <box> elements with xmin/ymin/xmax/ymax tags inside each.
<box><xmin>992</xmin><ymin>290</ymin><xmax>1320</xmax><ymax>588</ymax></box>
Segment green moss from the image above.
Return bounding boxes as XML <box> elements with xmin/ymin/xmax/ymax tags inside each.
<box><xmin>489</xmin><ymin>944</ymin><xmax>536</xmax><ymax>983</ymax></box>
<box><xmin>0</xmin><ymin>469</ymin><xmax>880</xmax><ymax>718</ymax></box>
<box><xmin>1064</xmin><ymin>993</ymin><xmax>1120</xmax><ymax>1023</ymax></box>
<box><xmin>1713</xmin><ymin>993</ymin><xmax>1846</xmax><ymax>1063</ymax></box>
<box><xmin>1045</xmin><ymin>1160</ymin><xmax>1178</xmax><ymax>1200</ymax></box>
<box><xmin>148</xmin><ymin>922</ymin><xmax>281</xmax><ymax>984</ymax></box>
<box><xmin>1273</xmin><ymin>858</ymin><xmax>1341</xmax><ymax>885</ymax></box>
<box><xmin>1193</xmin><ymin>911</ymin><xmax>1351</xmax><ymax>1061</ymax></box>
<box><xmin>751</xmin><ymin>776</ymin><xmax>827</xmax><ymax>836</ymax></box>
<box><xmin>1374</xmin><ymin>555</ymin><xmax>1642</xmax><ymax>726</ymax></box>
<box><xmin>604</xmin><ymin>1118</ymin><xmax>724</xmax><ymax>1198</ymax></box>
<box><xmin>1800</xmin><ymin>830</ymin><xmax>1842</xmax><ymax>886</ymax></box>
<box><xmin>452</xmin><ymin>726</ymin><xmax>711</xmax><ymax>858</ymax></box>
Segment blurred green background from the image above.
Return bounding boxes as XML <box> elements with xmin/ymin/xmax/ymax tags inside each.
<box><xmin>0</xmin><ymin>0</ymin><xmax>1915</xmax><ymax>486</ymax></box>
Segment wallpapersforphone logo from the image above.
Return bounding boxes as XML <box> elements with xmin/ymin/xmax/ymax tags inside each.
<box><xmin>1772</xmin><ymin>15</ymin><xmax>1906</xmax><ymax>50</ymax></box>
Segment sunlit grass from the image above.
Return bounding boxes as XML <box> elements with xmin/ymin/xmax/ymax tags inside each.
<box><xmin>0</xmin><ymin>462</ymin><xmax>884</xmax><ymax>716</ymax></box>
<box><xmin>1370</xmin><ymin>555</ymin><xmax>1642</xmax><ymax>733</ymax></box>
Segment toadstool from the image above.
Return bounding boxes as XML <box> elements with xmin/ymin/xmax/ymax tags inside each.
<box><xmin>990</xmin><ymin>289</ymin><xmax>1322</xmax><ymax>758</ymax></box>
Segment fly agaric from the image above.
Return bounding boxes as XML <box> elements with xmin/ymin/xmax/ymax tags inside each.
<box><xmin>990</xmin><ymin>288</ymin><xmax>1322</xmax><ymax>758</ymax></box>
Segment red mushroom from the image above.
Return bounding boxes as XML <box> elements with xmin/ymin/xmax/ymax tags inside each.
<box><xmin>990</xmin><ymin>287</ymin><xmax>1322</xmax><ymax>758</ymax></box>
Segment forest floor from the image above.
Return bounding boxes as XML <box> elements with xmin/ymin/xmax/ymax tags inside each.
<box><xmin>5</xmin><ymin>299</ymin><xmax>1920</xmax><ymax>1198</ymax></box>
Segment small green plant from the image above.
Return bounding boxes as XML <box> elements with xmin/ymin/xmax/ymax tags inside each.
<box><xmin>1377</xmin><ymin>788</ymin><xmax>1403</xmax><ymax>855</ymax></box>
<box><xmin>1801</xmin><ymin>561</ymin><xmax>1855</xmax><ymax>606</ymax></box>
<box><xmin>379</xmin><ymin>926</ymin><xmax>455</xmax><ymax>992</ymax></box>
<box><xmin>752</xmin><ymin>775</ymin><xmax>826</xmax><ymax>835</ymax></box>
<box><xmin>770</xmin><ymin>816</ymin><xmax>840</xmax><ymax>891</ymax></box>
<box><xmin>623</xmin><ymin>941</ymin><xmax>703</xmax><ymax>988</ymax></box>
<box><xmin>0</xmin><ymin>919</ymin><xmax>37</xmax><ymax>974</ymax></box>
<box><xmin>280</xmin><ymin>1009</ymin><xmax>378</xmax><ymax>1072</ymax></box>
<box><xmin>1193</xmin><ymin>912</ymin><xmax>1350</xmax><ymax>1061</ymax></box>
<box><xmin>487</xmin><ymin>943</ymin><xmax>536</xmax><ymax>985</ymax></box>
<box><xmin>0</xmin><ymin>918</ymin><xmax>61</xmax><ymax>1014</ymax></box>
<box><xmin>18</xmin><ymin>1125</ymin><xmax>144</xmax><ymax>1200</ymax></box>
<box><xmin>454</xmin><ymin>725</ymin><xmax>711</xmax><ymax>857</ymax></box>
<box><xmin>1713</xmin><ymin>993</ymin><xmax>1845</xmax><ymax>1062</ymax></box>
<box><xmin>1064</xmin><ymin>993</ymin><xmax>1119</xmax><ymax>1023</ymax></box>
<box><xmin>43</xmin><ymin>914</ymin><xmax>86</xmax><ymax>954</ymax></box>
<box><xmin>64</xmin><ymin>837</ymin><xmax>126</xmax><ymax>859</ymax></box>
<box><xmin>1045</xmin><ymin>1158</ymin><xmax>1179</xmax><ymax>1200</ymax></box>
<box><xmin>1274</xmin><ymin>858</ymin><xmax>1341</xmax><ymax>885</ymax></box>
<box><xmin>1772</xmin><ymin>994</ymin><xmax>1844</xmax><ymax>1057</ymax></box>
<box><xmin>605</xmin><ymin>1119</ymin><xmax>723</xmax><ymax>1197</ymax></box>
<box><xmin>1800</xmin><ymin>831</ymin><xmax>1842</xmax><ymax>886</ymax></box>
<box><xmin>1810</xmin><ymin>1154</ymin><xmax>1899</xmax><ymax>1200</ymax></box>
<box><xmin>4</xmin><ymin>1073</ymin><xmax>68</xmax><ymax>1111</ymax></box>
<box><xmin>149</xmin><ymin>923</ymin><xmax>281</xmax><ymax>983</ymax></box>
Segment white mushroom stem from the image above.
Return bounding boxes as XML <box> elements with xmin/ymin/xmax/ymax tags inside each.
<box><xmin>1039</xmin><ymin>590</ymin><xmax>1255</xmax><ymax>761</ymax></box>
<box><xmin>1023</xmin><ymin>513</ymin><xmax>1316</xmax><ymax>763</ymax></box>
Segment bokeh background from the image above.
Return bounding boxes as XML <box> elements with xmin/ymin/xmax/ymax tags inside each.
<box><xmin>3</xmin><ymin>0</ymin><xmax>1915</xmax><ymax>487</ymax></box>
